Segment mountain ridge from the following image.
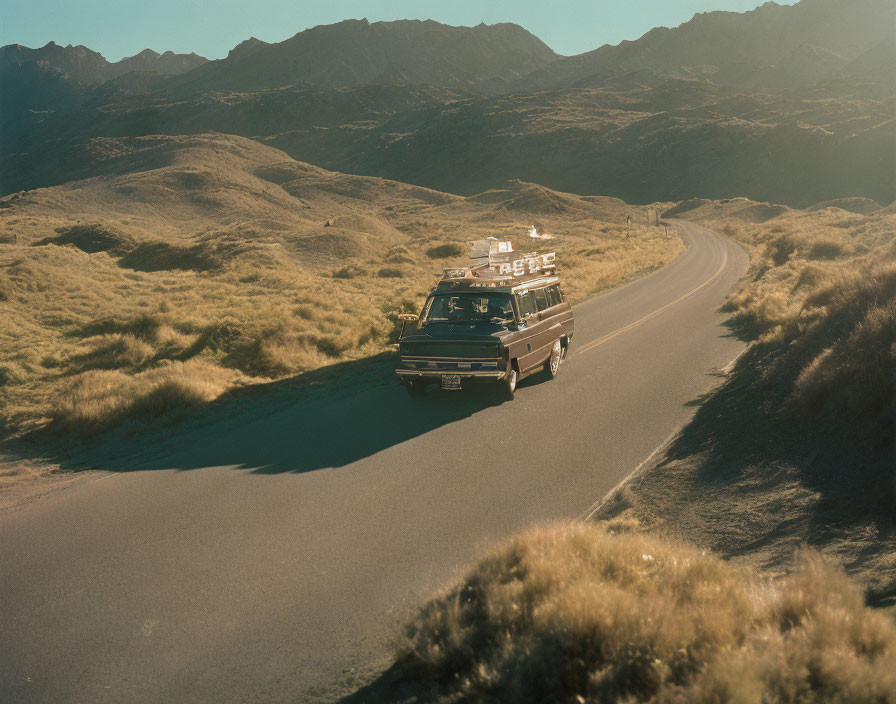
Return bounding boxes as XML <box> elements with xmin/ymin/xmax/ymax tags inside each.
<box><xmin>0</xmin><ymin>40</ymin><xmax>207</xmax><ymax>83</ymax></box>
<box><xmin>2</xmin><ymin>1</ymin><xmax>893</xmax><ymax>206</ymax></box>
<box><xmin>163</xmin><ymin>19</ymin><xmax>559</xmax><ymax>95</ymax></box>
<box><xmin>513</xmin><ymin>0</ymin><xmax>895</xmax><ymax>92</ymax></box>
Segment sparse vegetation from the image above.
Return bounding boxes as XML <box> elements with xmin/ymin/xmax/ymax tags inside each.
<box><xmin>385</xmin><ymin>523</ymin><xmax>896</xmax><ymax>703</ymax></box>
<box><xmin>377</xmin><ymin>267</ymin><xmax>405</xmax><ymax>278</ymax></box>
<box><xmin>597</xmin><ymin>200</ymin><xmax>896</xmax><ymax>601</ymax></box>
<box><xmin>425</xmin><ymin>243</ymin><xmax>465</xmax><ymax>259</ymax></box>
<box><xmin>0</xmin><ymin>133</ymin><xmax>681</xmax><ymax>444</ymax></box>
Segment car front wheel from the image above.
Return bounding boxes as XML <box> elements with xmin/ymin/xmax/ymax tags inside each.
<box><xmin>502</xmin><ymin>367</ymin><xmax>518</xmax><ymax>399</ymax></box>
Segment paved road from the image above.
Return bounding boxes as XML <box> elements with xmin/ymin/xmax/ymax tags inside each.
<box><xmin>0</xmin><ymin>221</ymin><xmax>748</xmax><ymax>703</ymax></box>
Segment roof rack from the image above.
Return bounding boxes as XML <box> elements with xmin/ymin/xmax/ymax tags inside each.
<box><xmin>440</xmin><ymin>238</ymin><xmax>556</xmax><ymax>287</ymax></box>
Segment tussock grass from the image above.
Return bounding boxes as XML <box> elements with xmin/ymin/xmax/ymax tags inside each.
<box><xmin>390</xmin><ymin>523</ymin><xmax>896</xmax><ymax>703</ymax></box>
<box><xmin>52</xmin><ymin>360</ymin><xmax>233</xmax><ymax>433</ymax></box>
<box><xmin>595</xmin><ymin>201</ymin><xmax>896</xmax><ymax>602</ymax></box>
<box><xmin>708</xmin><ymin>205</ymin><xmax>895</xmax><ymax>430</ymax></box>
<box><xmin>377</xmin><ymin>267</ymin><xmax>405</xmax><ymax>278</ymax></box>
<box><xmin>0</xmin><ymin>133</ymin><xmax>681</xmax><ymax>440</ymax></box>
<box><xmin>425</xmin><ymin>243</ymin><xmax>465</xmax><ymax>259</ymax></box>
<box><xmin>792</xmin><ymin>264</ymin><xmax>896</xmax><ymax>422</ymax></box>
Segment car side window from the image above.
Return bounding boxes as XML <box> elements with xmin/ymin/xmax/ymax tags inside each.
<box><xmin>547</xmin><ymin>284</ymin><xmax>562</xmax><ymax>307</ymax></box>
<box><xmin>517</xmin><ymin>291</ymin><xmax>536</xmax><ymax>318</ymax></box>
<box><xmin>534</xmin><ymin>288</ymin><xmax>549</xmax><ymax>312</ymax></box>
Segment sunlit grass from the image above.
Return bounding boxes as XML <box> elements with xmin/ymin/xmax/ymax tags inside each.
<box><xmin>392</xmin><ymin>522</ymin><xmax>896</xmax><ymax>703</ymax></box>
<box><xmin>0</xmin><ymin>133</ymin><xmax>682</xmax><ymax>438</ymax></box>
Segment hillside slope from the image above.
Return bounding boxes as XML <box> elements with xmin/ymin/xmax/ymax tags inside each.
<box><xmin>597</xmin><ymin>200</ymin><xmax>896</xmax><ymax>605</ymax></box>
<box><xmin>0</xmin><ymin>133</ymin><xmax>679</xmax><ymax>444</ymax></box>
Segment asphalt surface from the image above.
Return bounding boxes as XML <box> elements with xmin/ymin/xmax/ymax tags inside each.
<box><xmin>0</xmin><ymin>220</ymin><xmax>748</xmax><ymax>703</ymax></box>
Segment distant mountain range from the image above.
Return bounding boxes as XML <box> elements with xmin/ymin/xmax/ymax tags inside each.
<box><xmin>2</xmin><ymin>0</ymin><xmax>894</xmax><ymax>206</ymax></box>
<box><xmin>0</xmin><ymin>41</ymin><xmax>207</xmax><ymax>83</ymax></box>
<box><xmin>166</xmin><ymin>20</ymin><xmax>558</xmax><ymax>95</ymax></box>
<box><xmin>516</xmin><ymin>0</ymin><xmax>896</xmax><ymax>92</ymax></box>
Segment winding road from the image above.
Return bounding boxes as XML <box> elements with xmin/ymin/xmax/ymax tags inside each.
<box><xmin>0</xmin><ymin>220</ymin><xmax>748</xmax><ymax>703</ymax></box>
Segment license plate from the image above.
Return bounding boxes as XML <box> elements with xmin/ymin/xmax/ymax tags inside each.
<box><xmin>440</xmin><ymin>374</ymin><xmax>462</xmax><ymax>390</ymax></box>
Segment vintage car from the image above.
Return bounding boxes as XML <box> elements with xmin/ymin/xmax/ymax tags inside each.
<box><xmin>396</xmin><ymin>239</ymin><xmax>574</xmax><ymax>398</ymax></box>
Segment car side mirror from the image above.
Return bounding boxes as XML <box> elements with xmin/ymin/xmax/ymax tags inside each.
<box><xmin>397</xmin><ymin>313</ymin><xmax>419</xmax><ymax>337</ymax></box>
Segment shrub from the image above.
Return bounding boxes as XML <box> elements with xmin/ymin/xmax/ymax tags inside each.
<box><xmin>392</xmin><ymin>523</ymin><xmax>896</xmax><ymax>703</ymax></box>
<box><xmin>52</xmin><ymin>360</ymin><xmax>231</xmax><ymax>433</ymax></box>
<box><xmin>791</xmin><ymin>264</ymin><xmax>896</xmax><ymax>420</ymax></box>
<box><xmin>377</xmin><ymin>267</ymin><xmax>404</xmax><ymax>278</ymax></box>
<box><xmin>766</xmin><ymin>233</ymin><xmax>796</xmax><ymax>265</ymax></box>
<box><xmin>808</xmin><ymin>238</ymin><xmax>845</xmax><ymax>260</ymax></box>
<box><xmin>721</xmin><ymin>223</ymin><xmax>740</xmax><ymax>239</ymax></box>
<box><xmin>426</xmin><ymin>243</ymin><xmax>464</xmax><ymax>259</ymax></box>
<box><xmin>84</xmin><ymin>333</ymin><xmax>155</xmax><ymax>368</ymax></box>
<box><xmin>293</xmin><ymin>304</ymin><xmax>317</xmax><ymax>320</ymax></box>
<box><xmin>386</xmin><ymin>253</ymin><xmax>415</xmax><ymax>264</ymax></box>
<box><xmin>0</xmin><ymin>364</ymin><xmax>18</xmax><ymax>387</ymax></box>
<box><xmin>332</xmin><ymin>265</ymin><xmax>364</xmax><ymax>279</ymax></box>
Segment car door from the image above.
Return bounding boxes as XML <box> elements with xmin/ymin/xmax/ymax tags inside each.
<box><xmin>545</xmin><ymin>283</ymin><xmax>574</xmax><ymax>340</ymax></box>
<box><xmin>515</xmin><ymin>287</ymin><xmax>554</xmax><ymax>372</ymax></box>
<box><xmin>531</xmin><ymin>286</ymin><xmax>561</xmax><ymax>364</ymax></box>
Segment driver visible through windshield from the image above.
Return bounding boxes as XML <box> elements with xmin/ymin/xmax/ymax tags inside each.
<box><xmin>423</xmin><ymin>293</ymin><xmax>515</xmax><ymax>325</ymax></box>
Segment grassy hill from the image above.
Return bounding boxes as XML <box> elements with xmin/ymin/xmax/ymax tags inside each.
<box><xmin>0</xmin><ymin>133</ymin><xmax>680</xmax><ymax>447</ymax></box>
<box><xmin>594</xmin><ymin>198</ymin><xmax>896</xmax><ymax>604</ymax></box>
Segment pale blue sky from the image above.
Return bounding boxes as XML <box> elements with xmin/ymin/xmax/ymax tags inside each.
<box><xmin>2</xmin><ymin>0</ymin><xmax>800</xmax><ymax>61</ymax></box>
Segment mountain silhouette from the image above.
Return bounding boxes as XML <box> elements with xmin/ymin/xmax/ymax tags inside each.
<box><xmin>0</xmin><ymin>41</ymin><xmax>206</xmax><ymax>84</ymax></box>
<box><xmin>164</xmin><ymin>19</ymin><xmax>558</xmax><ymax>95</ymax></box>
<box><xmin>2</xmin><ymin>1</ymin><xmax>893</xmax><ymax>206</ymax></box>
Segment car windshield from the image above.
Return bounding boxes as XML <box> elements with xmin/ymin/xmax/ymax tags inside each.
<box><xmin>424</xmin><ymin>293</ymin><xmax>515</xmax><ymax>325</ymax></box>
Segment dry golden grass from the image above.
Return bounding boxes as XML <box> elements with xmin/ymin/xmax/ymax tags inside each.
<box><xmin>390</xmin><ymin>522</ymin><xmax>896</xmax><ymax>703</ymax></box>
<box><xmin>0</xmin><ymin>133</ymin><xmax>681</xmax><ymax>441</ymax></box>
<box><xmin>592</xmin><ymin>200</ymin><xmax>895</xmax><ymax>602</ymax></box>
<box><xmin>693</xmin><ymin>201</ymin><xmax>895</xmax><ymax>424</ymax></box>
<box><xmin>51</xmin><ymin>359</ymin><xmax>234</xmax><ymax>433</ymax></box>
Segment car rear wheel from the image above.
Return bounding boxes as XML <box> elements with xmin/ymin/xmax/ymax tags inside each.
<box><xmin>502</xmin><ymin>367</ymin><xmax>518</xmax><ymax>399</ymax></box>
<box><xmin>544</xmin><ymin>340</ymin><xmax>562</xmax><ymax>379</ymax></box>
<box><xmin>404</xmin><ymin>379</ymin><xmax>426</xmax><ymax>397</ymax></box>
<box><xmin>560</xmin><ymin>337</ymin><xmax>569</xmax><ymax>360</ymax></box>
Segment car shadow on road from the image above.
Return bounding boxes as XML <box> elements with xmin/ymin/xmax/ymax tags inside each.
<box><xmin>20</xmin><ymin>353</ymin><xmax>527</xmax><ymax>476</ymax></box>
